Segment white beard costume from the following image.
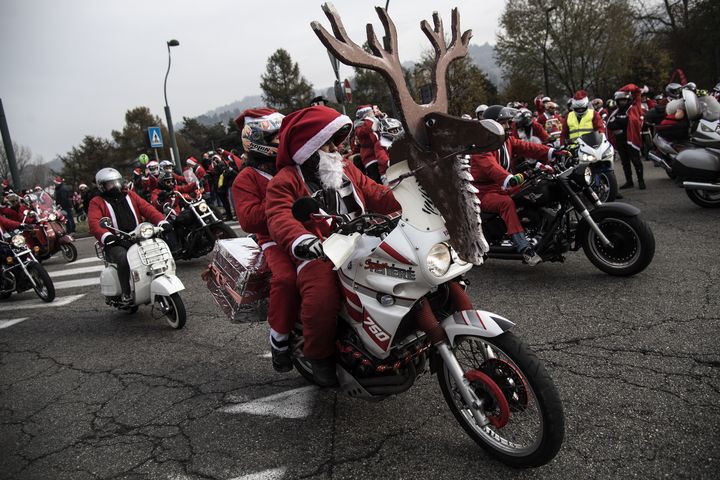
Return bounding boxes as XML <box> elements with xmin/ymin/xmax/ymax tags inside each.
<box><xmin>317</xmin><ymin>150</ymin><xmax>344</xmax><ymax>190</ymax></box>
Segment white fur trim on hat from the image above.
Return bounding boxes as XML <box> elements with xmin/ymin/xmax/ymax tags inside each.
<box><xmin>293</xmin><ymin>114</ymin><xmax>351</xmax><ymax>165</ymax></box>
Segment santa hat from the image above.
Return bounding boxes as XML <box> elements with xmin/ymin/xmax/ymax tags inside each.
<box><xmin>53</xmin><ymin>176</ymin><xmax>63</xmax><ymax>185</ymax></box>
<box><xmin>356</xmin><ymin>105</ymin><xmax>373</xmax><ymax>119</ymax></box>
<box><xmin>186</xmin><ymin>157</ymin><xmax>198</xmax><ymax>166</ymax></box>
<box><xmin>276</xmin><ymin>106</ymin><xmax>351</xmax><ymax>169</ymax></box>
<box><xmin>573</xmin><ymin>90</ymin><xmax>588</xmax><ymax>101</ymax></box>
<box><xmin>234</xmin><ymin>107</ymin><xmax>278</xmax><ymax>130</ymax></box>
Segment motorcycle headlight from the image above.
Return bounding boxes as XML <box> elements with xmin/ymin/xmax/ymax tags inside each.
<box><xmin>197</xmin><ymin>201</ymin><xmax>209</xmax><ymax>213</ymax></box>
<box><xmin>48</xmin><ymin>213</ymin><xmax>57</xmax><ymax>221</ymax></box>
<box><xmin>571</xmin><ymin>164</ymin><xmax>592</xmax><ymax>185</ymax></box>
<box><xmin>580</xmin><ymin>153</ymin><xmax>596</xmax><ymax>162</ymax></box>
<box><xmin>139</xmin><ymin>222</ymin><xmax>155</xmax><ymax>239</ymax></box>
<box><xmin>11</xmin><ymin>234</ymin><xmax>26</xmax><ymax>248</ymax></box>
<box><xmin>427</xmin><ymin>242</ymin><xmax>452</xmax><ymax>277</ymax></box>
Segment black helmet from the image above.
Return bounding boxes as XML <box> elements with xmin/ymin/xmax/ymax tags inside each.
<box><xmin>158</xmin><ymin>171</ymin><xmax>176</xmax><ymax>190</ymax></box>
<box><xmin>665</xmin><ymin>83</ymin><xmax>683</xmax><ymax>99</ymax></box>
<box><xmin>513</xmin><ymin>108</ymin><xmax>533</xmax><ymax>128</ymax></box>
<box><xmin>483</xmin><ymin>105</ymin><xmax>516</xmax><ymax>122</ymax></box>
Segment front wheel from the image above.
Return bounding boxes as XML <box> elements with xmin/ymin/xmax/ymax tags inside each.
<box><xmin>591</xmin><ymin>170</ymin><xmax>617</xmax><ymax>203</ymax></box>
<box><xmin>27</xmin><ymin>262</ymin><xmax>55</xmax><ymax>302</ymax></box>
<box><xmin>582</xmin><ymin>213</ymin><xmax>655</xmax><ymax>276</ymax></box>
<box><xmin>437</xmin><ymin>333</ymin><xmax>565</xmax><ymax>468</ymax></box>
<box><xmin>156</xmin><ymin>292</ymin><xmax>186</xmax><ymax>329</ymax></box>
<box><xmin>60</xmin><ymin>243</ymin><xmax>78</xmax><ymax>262</ymax></box>
<box><xmin>685</xmin><ymin>188</ymin><xmax>720</xmax><ymax>208</ymax></box>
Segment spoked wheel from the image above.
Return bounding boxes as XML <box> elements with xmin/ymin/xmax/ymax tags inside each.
<box><xmin>591</xmin><ymin>171</ymin><xmax>617</xmax><ymax>203</ymax></box>
<box><xmin>60</xmin><ymin>243</ymin><xmax>78</xmax><ymax>262</ymax></box>
<box><xmin>155</xmin><ymin>293</ymin><xmax>186</xmax><ymax>329</ymax></box>
<box><xmin>437</xmin><ymin>333</ymin><xmax>565</xmax><ymax>468</ymax></box>
<box><xmin>686</xmin><ymin>189</ymin><xmax>720</xmax><ymax>208</ymax></box>
<box><xmin>582</xmin><ymin>213</ymin><xmax>655</xmax><ymax>276</ymax></box>
<box><xmin>27</xmin><ymin>262</ymin><xmax>55</xmax><ymax>302</ymax></box>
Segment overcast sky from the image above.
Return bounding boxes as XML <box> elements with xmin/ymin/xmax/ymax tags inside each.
<box><xmin>0</xmin><ymin>0</ymin><xmax>505</xmax><ymax>164</ymax></box>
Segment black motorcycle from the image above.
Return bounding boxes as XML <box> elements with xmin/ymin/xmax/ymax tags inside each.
<box><xmin>161</xmin><ymin>190</ymin><xmax>237</xmax><ymax>260</ymax></box>
<box><xmin>1</xmin><ymin>229</ymin><xmax>55</xmax><ymax>301</ymax></box>
<box><xmin>481</xmin><ymin>158</ymin><xmax>655</xmax><ymax>276</ymax></box>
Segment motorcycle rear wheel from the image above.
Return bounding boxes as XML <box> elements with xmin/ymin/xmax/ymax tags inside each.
<box><xmin>685</xmin><ymin>189</ymin><xmax>720</xmax><ymax>208</ymax></box>
<box><xmin>61</xmin><ymin>243</ymin><xmax>78</xmax><ymax>262</ymax></box>
<box><xmin>437</xmin><ymin>332</ymin><xmax>564</xmax><ymax>468</ymax></box>
<box><xmin>582</xmin><ymin>213</ymin><xmax>655</xmax><ymax>276</ymax></box>
<box><xmin>27</xmin><ymin>262</ymin><xmax>55</xmax><ymax>302</ymax></box>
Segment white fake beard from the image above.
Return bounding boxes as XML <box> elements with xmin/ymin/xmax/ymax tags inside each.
<box><xmin>317</xmin><ymin>150</ymin><xmax>345</xmax><ymax>190</ymax></box>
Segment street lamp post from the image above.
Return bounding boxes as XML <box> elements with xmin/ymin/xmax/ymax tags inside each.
<box><xmin>164</xmin><ymin>39</ymin><xmax>182</xmax><ymax>174</ymax></box>
<box><xmin>542</xmin><ymin>5</ymin><xmax>556</xmax><ymax>98</ymax></box>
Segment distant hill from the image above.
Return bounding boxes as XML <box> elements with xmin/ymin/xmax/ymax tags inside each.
<box><xmin>194</xmin><ymin>43</ymin><xmax>503</xmax><ymax>127</ymax></box>
<box><xmin>43</xmin><ymin>157</ymin><xmax>64</xmax><ymax>173</ymax></box>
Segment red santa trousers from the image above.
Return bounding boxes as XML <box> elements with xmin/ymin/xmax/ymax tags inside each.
<box><xmin>478</xmin><ymin>189</ymin><xmax>524</xmax><ymax>235</ymax></box>
<box><xmin>264</xmin><ymin>244</ymin><xmax>299</xmax><ymax>335</ymax></box>
<box><xmin>296</xmin><ymin>259</ymin><xmax>341</xmax><ymax>360</ymax></box>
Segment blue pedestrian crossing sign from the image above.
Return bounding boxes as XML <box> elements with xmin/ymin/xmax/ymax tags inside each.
<box><xmin>148</xmin><ymin>127</ymin><xmax>164</xmax><ymax>148</ymax></box>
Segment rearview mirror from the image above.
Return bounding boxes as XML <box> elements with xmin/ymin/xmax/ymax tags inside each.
<box><xmin>292</xmin><ymin>197</ymin><xmax>321</xmax><ymax>223</ymax></box>
<box><xmin>99</xmin><ymin>217</ymin><xmax>112</xmax><ymax>229</ymax></box>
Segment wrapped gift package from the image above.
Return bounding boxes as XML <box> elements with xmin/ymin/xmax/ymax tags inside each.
<box><xmin>203</xmin><ymin>238</ymin><xmax>270</xmax><ymax>323</ymax></box>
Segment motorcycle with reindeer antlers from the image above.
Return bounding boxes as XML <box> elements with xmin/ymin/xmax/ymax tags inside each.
<box><xmin>299</xmin><ymin>3</ymin><xmax>565</xmax><ymax>468</ymax></box>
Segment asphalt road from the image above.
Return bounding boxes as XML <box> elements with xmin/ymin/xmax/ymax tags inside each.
<box><xmin>1</xmin><ymin>164</ymin><xmax>718</xmax><ymax>480</ymax></box>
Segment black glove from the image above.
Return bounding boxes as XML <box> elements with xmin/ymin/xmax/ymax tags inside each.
<box><xmin>160</xmin><ymin>222</ymin><xmax>172</xmax><ymax>232</ymax></box>
<box><xmin>20</xmin><ymin>223</ymin><xmax>34</xmax><ymax>231</ymax></box>
<box><xmin>293</xmin><ymin>237</ymin><xmax>323</xmax><ymax>260</ymax></box>
<box><xmin>104</xmin><ymin>234</ymin><xmax>120</xmax><ymax>247</ymax></box>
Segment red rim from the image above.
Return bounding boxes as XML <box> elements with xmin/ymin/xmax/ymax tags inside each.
<box><xmin>465</xmin><ymin>369</ymin><xmax>511</xmax><ymax>428</ymax></box>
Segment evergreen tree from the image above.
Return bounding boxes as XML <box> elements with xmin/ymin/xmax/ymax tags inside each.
<box><xmin>260</xmin><ymin>49</ymin><xmax>314</xmax><ymax>113</ymax></box>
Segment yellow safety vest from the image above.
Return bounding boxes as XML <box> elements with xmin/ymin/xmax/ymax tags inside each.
<box><xmin>566</xmin><ymin>109</ymin><xmax>595</xmax><ymax>141</ymax></box>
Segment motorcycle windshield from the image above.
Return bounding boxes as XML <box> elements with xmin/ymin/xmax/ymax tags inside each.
<box><xmin>34</xmin><ymin>192</ymin><xmax>55</xmax><ymax>214</ymax></box>
<box><xmin>699</xmin><ymin>95</ymin><xmax>720</xmax><ymax>122</ymax></box>
<box><xmin>578</xmin><ymin>131</ymin><xmax>603</xmax><ymax>149</ymax></box>
<box><xmin>184</xmin><ymin>169</ymin><xmax>198</xmax><ymax>185</ymax></box>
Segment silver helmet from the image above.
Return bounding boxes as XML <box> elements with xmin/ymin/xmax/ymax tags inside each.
<box><xmin>95</xmin><ymin>168</ymin><xmax>123</xmax><ymax>192</ymax></box>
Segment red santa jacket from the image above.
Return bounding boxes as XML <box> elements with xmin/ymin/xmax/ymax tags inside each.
<box><xmin>470</xmin><ymin>137</ymin><xmax>553</xmax><ymax>196</ymax></box>
<box><xmin>88</xmin><ymin>190</ymin><xmax>166</xmax><ymax>245</ymax></box>
<box><xmin>560</xmin><ymin>110</ymin><xmax>606</xmax><ymax>144</ymax></box>
<box><xmin>266</xmin><ymin>161</ymin><xmax>400</xmax><ymax>268</ymax></box>
<box><xmin>150</xmin><ymin>182</ymin><xmax>198</xmax><ymax>214</ymax></box>
<box><xmin>355</xmin><ymin>118</ymin><xmax>390</xmax><ymax>174</ymax></box>
<box><xmin>608</xmin><ymin>84</ymin><xmax>644</xmax><ymax>151</ymax></box>
<box><xmin>511</xmin><ymin>121</ymin><xmax>550</xmax><ymax>144</ymax></box>
<box><xmin>0</xmin><ymin>214</ymin><xmax>21</xmax><ymax>234</ymax></box>
<box><xmin>231</xmin><ymin>167</ymin><xmax>274</xmax><ymax>247</ymax></box>
<box><xmin>141</xmin><ymin>174</ymin><xmax>158</xmax><ymax>193</ymax></box>
<box><xmin>219</xmin><ymin>149</ymin><xmax>244</xmax><ymax>171</ymax></box>
<box><xmin>0</xmin><ymin>206</ymin><xmax>23</xmax><ymax>222</ymax></box>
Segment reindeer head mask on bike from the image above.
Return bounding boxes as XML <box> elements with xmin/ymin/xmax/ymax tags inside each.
<box><xmin>312</xmin><ymin>3</ymin><xmax>504</xmax><ymax>264</ymax></box>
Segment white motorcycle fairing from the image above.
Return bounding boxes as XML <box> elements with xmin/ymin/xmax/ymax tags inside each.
<box><xmin>150</xmin><ymin>275</ymin><xmax>185</xmax><ymax>303</ymax></box>
<box><xmin>441</xmin><ymin>310</ymin><xmax>515</xmax><ymax>346</ymax></box>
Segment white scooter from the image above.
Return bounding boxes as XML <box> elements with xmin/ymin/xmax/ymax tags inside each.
<box><xmin>95</xmin><ymin>217</ymin><xmax>186</xmax><ymax>329</ymax></box>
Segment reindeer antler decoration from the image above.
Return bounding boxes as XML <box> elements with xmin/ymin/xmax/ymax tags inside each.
<box><xmin>312</xmin><ymin>3</ymin><xmax>504</xmax><ymax>264</ymax></box>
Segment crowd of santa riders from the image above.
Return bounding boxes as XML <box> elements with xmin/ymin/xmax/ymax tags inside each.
<box><xmin>2</xmin><ymin>81</ymin><xmax>717</xmax><ymax>385</ymax></box>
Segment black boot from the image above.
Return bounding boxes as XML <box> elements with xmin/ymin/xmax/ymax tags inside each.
<box><xmin>619</xmin><ymin>181</ymin><xmax>634</xmax><ymax>189</ymax></box>
<box><xmin>638</xmin><ymin>179</ymin><xmax>646</xmax><ymax>190</ymax></box>
<box><xmin>309</xmin><ymin>357</ymin><xmax>338</xmax><ymax>387</ymax></box>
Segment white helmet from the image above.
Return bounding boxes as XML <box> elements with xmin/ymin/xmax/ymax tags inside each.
<box><xmin>147</xmin><ymin>160</ymin><xmax>159</xmax><ymax>175</ymax></box>
<box><xmin>95</xmin><ymin>168</ymin><xmax>123</xmax><ymax>192</ymax></box>
<box><xmin>159</xmin><ymin>160</ymin><xmax>174</xmax><ymax>171</ymax></box>
<box><xmin>474</xmin><ymin>104</ymin><xmax>488</xmax><ymax>120</ymax></box>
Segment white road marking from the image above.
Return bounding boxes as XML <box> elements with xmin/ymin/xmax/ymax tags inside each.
<box><xmin>48</xmin><ymin>265</ymin><xmax>104</xmax><ymax>278</ymax></box>
<box><xmin>0</xmin><ymin>294</ymin><xmax>85</xmax><ymax>312</ymax></box>
<box><xmin>0</xmin><ymin>318</ymin><xmax>28</xmax><ymax>329</ymax></box>
<box><xmin>221</xmin><ymin>385</ymin><xmax>317</xmax><ymax>419</ymax></box>
<box><xmin>54</xmin><ymin>277</ymin><xmax>100</xmax><ymax>290</ymax></box>
<box><xmin>229</xmin><ymin>468</ymin><xmax>287</xmax><ymax>480</ymax></box>
<box><xmin>69</xmin><ymin>256</ymin><xmax>103</xmax><ymax>265</ymax></box>
<box><xmin>259</xmin><ymin>351</ymin><xmax>272</xmax><ymax>358</ymax></box>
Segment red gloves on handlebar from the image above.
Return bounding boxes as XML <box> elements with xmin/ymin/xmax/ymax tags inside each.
<box><xmin>551</xmin><ymin>149</ymin><xmax>571</xmax><ymax>162</ymax></box>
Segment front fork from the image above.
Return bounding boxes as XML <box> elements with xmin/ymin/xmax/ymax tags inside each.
<box><xmin>561</xmin><ymin>179</ymin><xmax>613</xmax><ymax>247</ymax></box>
<box><xmin>417</xmin><ymin>285</ymin><xmax>491</xmax><ymax>427</ymax></box>
<box><xmin>14</xmin><ymin>250</ymin><xmax>39</xmax><ymax>289</ymax></box>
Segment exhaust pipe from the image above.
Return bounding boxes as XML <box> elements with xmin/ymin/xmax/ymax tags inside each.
<box><xmin>683</xmin><ymin>181</ymin><xmax>720</xmax><ymax>191</ymax></box>
<box><xmin>647</xmin><ymin>151</ymin><xmax>671</xmax><ymax>170</ymax></box>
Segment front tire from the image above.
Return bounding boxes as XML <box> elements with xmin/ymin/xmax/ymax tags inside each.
<box><xmin>60</xmin><ymin>243</ymin><xmax>78</xmax><ymax>262</ymax></box>
<box><xmin>582</xmin><ymin>213</ymin><xmax>655</xmax><ymax>276</ymax></box>
<box><xmin>27</xmin><ymin>262</ymin><xmax>55</xmax><ymax>302</ymax></box>
<box><xmin>592</xmin><ymin>171</ymin><xmax>617</xmax><ymax>203</ymax></box>
<box><xmin>157</xmin><ymin>293</ymin><xmax>186</xmax><ymax>329</ymax></box>
<box><xmin>437</xmin><ymin>332</ymin><xmax>565</xmax><ymax>468</ymax></box>
<box><xmin>685</xmin><ymin>189</ymin><xmax>720</xmax><ymax>208</ymax></box>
